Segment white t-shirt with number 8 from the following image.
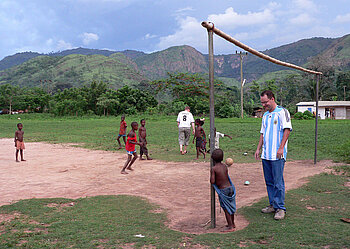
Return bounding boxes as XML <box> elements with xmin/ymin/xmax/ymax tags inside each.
<box><xmin>177</xmin><ymin>111</ymin><xmax>194</xmax><ymax>128</ymax></box>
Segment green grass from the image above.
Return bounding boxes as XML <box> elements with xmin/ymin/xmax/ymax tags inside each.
<box><xmin>0</xmin><ymin>170</ymin><xmax>349</xmax><ymax>248</ymax></box>
<box><xmin>1</xmin><ymin>113</ymin><xmax>349</xmax><ymax>163</ymax></box>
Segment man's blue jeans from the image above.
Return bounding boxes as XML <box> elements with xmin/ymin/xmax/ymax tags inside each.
<box><xmin>262</xmin><ymin>159</ymin><xmax>286</xmax><ymax>211</ymax></box>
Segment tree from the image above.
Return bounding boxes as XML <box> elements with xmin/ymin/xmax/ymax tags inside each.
<box><xmin>335</xmin><ymin>71</ymin><xmax>350</xmax><ymax>101</ymax></box>
<box><xmin>0</xmin><ymin>84</ymin><xmax>19</xmax><ymax>113</ymax></box>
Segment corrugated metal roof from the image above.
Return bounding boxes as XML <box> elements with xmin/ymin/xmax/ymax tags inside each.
<box><xmin>296</xmin><ymin>101</ymin><xmax>350</xmax><ymax>107</ymax></box>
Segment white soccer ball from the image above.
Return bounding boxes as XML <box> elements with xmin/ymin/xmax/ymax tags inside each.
<box><xmin>244</xmin><ymin>181</ymin><xmax>250</xmax><ymax>185</ymax></box>
<box><xmin>18</xmin><ymin>118</ymin><xmax>21</xmax><ymax>120</ymax></box>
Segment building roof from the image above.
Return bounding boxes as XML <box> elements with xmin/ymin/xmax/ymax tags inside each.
<box><xmin>296</xmin><ymin>101</ymin><xmax>350</xmax><ymax>107</ymax></box>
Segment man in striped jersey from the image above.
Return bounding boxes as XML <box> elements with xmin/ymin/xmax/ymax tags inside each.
<box><xmin>254</xmin><ymin>90</ymin><xmax>292</xmax><ymax>220</ymax></box>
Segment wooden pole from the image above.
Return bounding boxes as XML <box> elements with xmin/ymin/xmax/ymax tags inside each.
<box><xmin>314</xmin><ymin>74</ymin><xmax>319</xmax><ymax>164</ymax></box>
<box><xmin>206</xmin><ymin>23</ymin><xmax>216</xmax><ymax>228</ymax></box>
<box><xmin>201</xmin><ymin>22</ymin><xmax>322</xmax><ymax>75</ymax></box>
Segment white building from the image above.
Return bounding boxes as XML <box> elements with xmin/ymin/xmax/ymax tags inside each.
<box><xmin>296</xmin><ymin>101</ymin><xmax>350</xmax><ymax>119</ymax></box>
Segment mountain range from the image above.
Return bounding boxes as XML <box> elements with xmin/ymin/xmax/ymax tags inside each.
<box><xmin>0</xmin><ymin>33</ymin><xmax>349</xmax><ymax>90</ymax></box>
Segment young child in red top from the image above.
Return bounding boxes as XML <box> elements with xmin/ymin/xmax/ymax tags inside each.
<box><xmin>117</xmin><ymin>115</ymin><xmax>127</xmax><ymax>149</ymax></box>
<box><xmin>121</xmin><ymin>122</ymin><xmax>142</xmax><ymax>174</ymax></box>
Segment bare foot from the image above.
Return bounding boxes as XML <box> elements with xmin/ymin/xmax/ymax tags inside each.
<box><xmin>118</xmin><ymin>147</ymin><xmax>123</xmax><ymax>150</ymax></box>
<box><xmin>222</xmin><ymin>227</ymin><xmax>235</xmax><ymax>233</ymax></box>
<box><xmin>140</xmin><ymin>158</ymin><xmax>145</xmax><ymax>160</ymax></box>
<box><xmin>21</xmin><ymin>159</ymin><xmax>26</xmax><ymax>161</ymax></box>
<box><xmin>16</xmin><ymin>160</ymin><xmax>20</xmax><ymax>163</ymax></box>
<box><xmin>120</xmin><ymin>171</ymin><xmax>128</xmax><ymax>174</ymax></box>
<box><xmin>126</xmin><ymin>167</ymin><xmax>134</xmax><ymax>171</ymax></box>
<box><xmin>146</xmin><ymin>157</ymin><xmax>152</xmax><ymax>160</ymax></box>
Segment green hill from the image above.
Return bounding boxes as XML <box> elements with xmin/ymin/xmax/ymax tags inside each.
<box><xmin>0</xmin><ymin>54</ymin><xmax>147</xmax><ymax>89</ymax></box>
<box><xmin>1</xmin><ymin>34</ymin><xmax>350</xmax><ymax>91</ymax></box>
<box><xmin>134</xmin><ymin>45</ymin><xmax>208</xmax><ymax>80</ymax></box>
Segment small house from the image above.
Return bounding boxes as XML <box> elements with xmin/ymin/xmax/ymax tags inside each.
<box><xmin>296</xmin><ymin>101</ymin><xmax>350</xmax><ymax>119</ymax></box>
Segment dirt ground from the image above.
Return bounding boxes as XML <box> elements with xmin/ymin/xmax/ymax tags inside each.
<box><xmin>0</xmin><ymin>138</ymin><xmax>338</xmax><ymax>234</ymax></box>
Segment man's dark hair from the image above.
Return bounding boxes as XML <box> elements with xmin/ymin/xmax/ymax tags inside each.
<box><xmin>17</xmin><ymin>123</ymin><xmax>22</xmax><ymax>128</ymax></box>
<box><xmin>140</xmin><ymin>119</ymin><xmax>145</xmax><ymax>123</ymax></box>
<box><xmin>211</xmin><ymin>149</ymin><xmax>224</xmax><ymax>163</ymax></box>
<box><xmin>261</xmin><ymin>90</ymin><xmax>275</xmax><ymax>100</ymax></box>
<box><xmin>185</xmin><ymin>106</ymin><xmax>190</xmax><ymax>110</ymax></box>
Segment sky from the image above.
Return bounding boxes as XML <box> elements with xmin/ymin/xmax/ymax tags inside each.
<box><xmin>1</xmin><ymin>0</ymin><xmax>350</xmax><ymax>60</ymax></box>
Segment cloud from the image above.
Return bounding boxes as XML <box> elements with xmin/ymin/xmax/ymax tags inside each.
<box><xmin>292</xmin><ymin>0</ymin><xmax>317</xmax><ymax>10</ymax></box>
<box><xmin>157</xmin><ymin>16</ymin><xmax>206</xmax><ymax>51</ymax></box>
<box><xmin>176</xmin><ymin>7</ymin><xmax>194</xmax><ymax>13</ymax></box>
<box><xmin>57</xmin><ymin>40</ymin><xmax>74</xmax><ymax>50</ymax></box>
<box><xmin>334</xmin><ymin>13</ymin><xmax>350</xmax><ymax>23</ymax></box>
<box><xmin>289</xmin><ymin>13</ymin><xmax>314</xmax><ymax>25</ymax></box>
<box><xmin>208</xmin><ymin>7</ymin><xmax>275</xmax><ymax>28</ymax></box>
<box><xmin>143</xmin><ymin>33</ymin><xmax>157</xmax><ymax>40</ymax></box>
<box><xmin>81</xmin><ymin>32</ymin><xmax>99</xmax><ymax>45</ymax></box>
<box><xmin>156</xmin><ymin>6</ymin><xmax>278</xmax><ymax>53</ymax></box>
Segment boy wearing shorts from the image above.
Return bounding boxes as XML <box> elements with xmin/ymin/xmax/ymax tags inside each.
<box><xmin>121</xmin><ymin>122</ymin><xmax>142</xmax><ymax>174</ymax></box>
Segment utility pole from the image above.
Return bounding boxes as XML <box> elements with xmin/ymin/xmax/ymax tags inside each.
<box><xmin>344</xmin><ymin>86</ymin><xmax>346</xmax><ymax>101</ymax></box>
<box><xmin>236</xmin><ymin>51</ymin><xmax>248</xmax><ymax>119</ymax></box>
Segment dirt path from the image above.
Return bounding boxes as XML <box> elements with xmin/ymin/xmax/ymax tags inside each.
<box><xmin>0</xmin><ymin>138</ymin><xmax>336</xmax><ymax>234</ymax></box>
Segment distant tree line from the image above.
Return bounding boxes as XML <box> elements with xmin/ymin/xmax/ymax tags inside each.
<box><xmin>0</xmin><ymin>81</ymin><xmax>157</xmax><ymax>116</ymax></box>
<box><xmin>1</xmin><ymin>64</ymin><xmax>349</xmax><ymax>118</ymax></box>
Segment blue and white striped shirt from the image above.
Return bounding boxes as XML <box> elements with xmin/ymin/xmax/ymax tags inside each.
<box><xmin>260</xmin><ymin>106</ymin><xmax>292</xmax><ymax>160</ymax></box>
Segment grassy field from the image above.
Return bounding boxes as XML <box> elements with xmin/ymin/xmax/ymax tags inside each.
<box><xmin>0</xmin><ymin>114</ymin><xmax>349</xmax><ymax>248</ymax></box>
<box><xmin>1</xmin><ymin>113</ymin><xmax>349</xmax><ymax>163</ymax></box>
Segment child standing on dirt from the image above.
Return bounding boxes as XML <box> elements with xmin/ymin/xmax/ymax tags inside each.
<box><xmin>207</xmin><ymin>128</ymin><xmax>232</xmax><ymax>153</ymax></box>
<box><xmin>210</xmin><ymin>148</ymin><xmax>236</xmax><ymax>232</ymax></box>
<box><xmin>117</xmin><ymin>115</ymin><xmax>127</xmax><ymax>149</ymax></box>
<box><xmin>193</xmin><ymin>119</ymin><xmax>206</xmax><ymax>159</ymax></box>
<box><xmin>138</xmin><ymin>119</ymin><xmax>152</xmax><ymax>160</ymax></box>
<box><xmin>121</xmin><ymin>122</ymin><xmax>142</xmax><ymax>174</ymax></box>
<box><xmin>14</xmin><ymin>123</ymin><xmax>26</xmax><ymax>162</ymax></box>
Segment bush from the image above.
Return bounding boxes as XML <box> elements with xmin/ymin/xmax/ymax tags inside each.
<box><xmin>293</xmin><ymin>111</ymin><xmax>314</xmax><ymax>120</ymax></box>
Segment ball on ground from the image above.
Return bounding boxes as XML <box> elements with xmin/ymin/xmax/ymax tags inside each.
<box><xmin>18</xmin><ymin>117</ymin><xmax>21</xmax><ymax>120</ymax></box>
<box><xmin>244</xmin><ymin>181</ymin><xmax>250</xmax><ymax>185</ymax></box>
<box><xmin>225</xmin><ymin>157</ymin><xmax>234</xmax><ymax>166</ymax></box>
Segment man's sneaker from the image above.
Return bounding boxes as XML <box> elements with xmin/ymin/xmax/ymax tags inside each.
<box><xmin>261</xmin><ymin>205</ymin><xmax>275</xmax><ymax>213</ymax></box>
<box><xmin>274</xmin><ymin>209</ymin><xmax>285</xmax><ymax>220</ymax></box>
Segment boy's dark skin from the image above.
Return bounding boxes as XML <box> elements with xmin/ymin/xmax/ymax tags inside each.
<box><xmin>138</xmin><ymin>119</ymin><xmax>152</xmax><ymax>160</ymax></box>
<box><xmin>121</xmin><ymin>122</ymin><xmax>142</xmax><ymax>174</ymax></box>
<box><xmin>117</xmin><ymin>116</ymin><xmax>127</xmax><ymax>149</ymax></box>
<box><xmin>14</xmin><ymin>123</ymin><xmax>25</xmax><ymax>162</ymax></box>
<box><xmin>193</xmin><ymin>120</ymin><xmax>206</xmax><ymax>159</ymax></box>
<box><xmin>210</xmin><ymin>149</ymin><xmax>235</xmax><ymax>232</ymax></box>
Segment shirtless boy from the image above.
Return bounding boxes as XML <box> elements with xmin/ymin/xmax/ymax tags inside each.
<box><xmin>210</xmin><ymin>149</ymin><xmax>236</xmax><ymax>232</ymax></box>
<box><xmin>192</xmin><ymin>119</ymin><xmax>206</xmax><ymax>159</ymax></box>
<box><xmin>14</xmin><ymin>123</ymin><xmax>26</xmax><ymax>162</ymax></box>
<box><xmin>121</xmin><ymin>122</ymin><xmax>142</xmax><ymax>174</ymax></box>
<box><xmin>138</xmin><ymin>119</ymin><xmax>152</xmax><ymax>160</ymax></box>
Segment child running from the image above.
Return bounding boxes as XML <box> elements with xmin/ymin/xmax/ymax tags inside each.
<box><xmin>193</xmin><ymin>119</ymin><xmax>206</xmax><ymax>159</ymax></box>
<box><xmin>210</xmin><ymin>149</ymin><xmax>236</xmax><ymax>232</ymax></box>
<box><xmin>121</xmin><ymin>121</ymin><xmax>142</xmax><ymax>174</ymax></box>
<box><xmin>14</xmin><ymin>123</ymin><xmax>26</xmax><ymax>162</ymax></box>
<box><xmin>138</xmin><ymin>119</ymin><xmax>152</xmax><ymax>160</ymax></box>
<box><xmin>117</xmin><ymin>115</ymin><xmax>127</xmax><ymax>149</ymax></box>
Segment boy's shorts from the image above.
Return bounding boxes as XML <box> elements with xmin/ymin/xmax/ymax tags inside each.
<box><xmin>16</xmin><ymin>141</ymin><xmax>25</xmax><ymax>150</ymax></box>
<box><xmin>118</xmin><ymin>134</ymin><xmax>126</xmax><ymax>138</ymax></box>
<box><xmin>126</xmin><ymin>149</ymin><xmax>137</xmax><ymax>155</ymax></box>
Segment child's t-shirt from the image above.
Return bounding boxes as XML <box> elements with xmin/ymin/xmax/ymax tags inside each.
<box><xmin>126</xmin><ymin>135</ymin><xmax>137</xmax><ymax>151</ymax></box>
<box><xmin>119</xmin><ymin>121</ymin><xmax>127</xmax><ymax>135</ymax></box>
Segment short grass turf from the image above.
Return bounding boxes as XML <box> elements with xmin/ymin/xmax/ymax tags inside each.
<box><xmin>0</xmin><ymin>168</ymin><xmax>349</xmax><ymax>248</ymax></box>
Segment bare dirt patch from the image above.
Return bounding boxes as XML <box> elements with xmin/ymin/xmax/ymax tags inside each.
<box><xmin>0</xmin><ymin>138</ymin><xmax>339</xmax><ymax>234</ymax></box>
